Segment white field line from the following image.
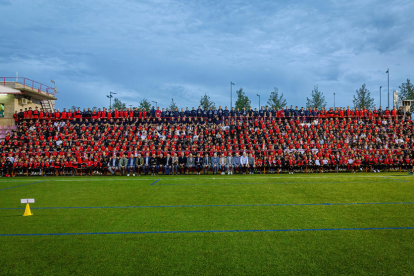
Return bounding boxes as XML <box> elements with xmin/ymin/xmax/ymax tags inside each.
<box><xmin>0</xmin><ymin>178</ymin><xmax>151</xmax><ymax>183</ymax></box>
<box><xmin>0</xmin><ymin>175</ymin><xmax>410</xmax><ymax>183</ymax></box>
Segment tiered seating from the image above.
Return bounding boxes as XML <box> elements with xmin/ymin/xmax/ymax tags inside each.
<box><xmin>0</xmin><ymin>106</ymin><xmax>413</xmax><ymax>177</ymax></box>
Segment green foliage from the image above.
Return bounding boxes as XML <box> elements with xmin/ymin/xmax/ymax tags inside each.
<box><xmin>267</xmin><ymin>87</ymin><xmax>287</xmax><ymax>109</ymax></box>
<box><xmin>112</xmin><ymin>98</ymin><xmax>126</xmax><ymax>110</ymax></box>
<box><xmin>169</xmin><ymin>98</ymin><xmax>178</xmax><ymax>110</ymax></box>
<box><xmin>70</xmin><ymin>106</ymin><xmax>78</xmax><ymax>111</ymax></box>
<box><xmin>353</xmin><ymin>84</ymin><xmax>374</xmax><ymax>109</ymax></box>
<box><xmin>306</xmin><ymin>85</ymin><xmax>327</xmax><ymax>109</ymax></box>
<box><xmin>399</xmin><ymin>79</ymin><xmax>414</xmax><ymax>112</ymax></box>
<box><xmin>199</xmin><ymin>93</ymin><xmax>215</xmax><ymax>109</ymax></box>
<box><xmin>138</xmin><ymin>98</ymin><xmax>151</xmax><ymax>111</ymax></box>
<box><xmin>235</xmin><ymin>88</ymin><xmax>251</xmax><ymax>110</ymax></box>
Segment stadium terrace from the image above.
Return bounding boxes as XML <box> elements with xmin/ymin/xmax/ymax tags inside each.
<box><xmin>1</xmin><ymin>104</ymin><xmax>413</xmax><ymax>177</ymax></box>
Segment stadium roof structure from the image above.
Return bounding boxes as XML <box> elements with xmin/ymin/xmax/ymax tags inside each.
<box><xmin>0</xmin><ymin>77</ymin><xmax>57</xmax><ymax>101</ymax></box>
<box><xmin>0</xmin><ymin>84</ymin><xmax>22</xmax><ymax>94</ymax></box>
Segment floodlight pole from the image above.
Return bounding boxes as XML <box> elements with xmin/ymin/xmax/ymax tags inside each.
<box><xmin>230</xmin><ymin>82</ymin><xmax>235</xmax><ymax>109</ymax></box>
<box><xmin>386</xmin><ymin>69</ymin><xmax>389</xmax><ymax>109</ymax></box>
<box><xmin>107</xmin><ymin>91</ymin><xmax>117</xmax><ymax>109</ymax></box>
<box><xmin>256</xmin><ymin>94</ymin><xmax>260</xmax><ymax>109</ymax></box>
<box><xmin>334</xmin><ymin>93</ymin><xmax>336</xmax><ymax>109</ymax></box>
<box><xmin>380</xmin><ymin>86</ymin><xmax>382</xmax><ymax>107</ymax></box>
<box><xmin>152</xmin><ymin>101</ymin><xmax>157</xmax><ymax>108</ymax></box>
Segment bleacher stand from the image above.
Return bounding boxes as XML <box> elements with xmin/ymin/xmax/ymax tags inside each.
<box><xmin>0</xmin><ymin>105</ymin><xmax>413</xmax><ymax>177</ymax></box>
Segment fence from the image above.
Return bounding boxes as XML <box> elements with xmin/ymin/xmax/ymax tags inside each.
<box><xmin>0</xmin><ymin>77</ymin><xmax>55</xmax><ymax>96</ymax></box>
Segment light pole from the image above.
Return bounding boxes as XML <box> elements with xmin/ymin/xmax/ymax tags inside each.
<box><xmin>50</xmin><ymin>80</ymin><xmax>56</xmax><ymax>94</ymax></box>
<box><xmin>380</xmin><ymin>86</ymin><xmax>382</xmax><ymax>107</ymax></box>
<box><xmin>230</xmin><ymin>82</ymin><xmax>235</xmax><ymax>109</ymax></box>
<box><xmin>152</xmin><ymin>101</ymin><xmax>157</xmax><ymax>108</ymax></box>
<box><xmin>106</xmin><ymin>91</ymin><xmax>117</xmax><ymax>109</ymax></box>
<box><xmin>333</xmin><ymin>93</ymin><xmax>336</xmax><ymax>109</ymax></box>
<box><xmin>386</xmin><ymin>69</ymin><xmax>389</xmax><ymax>109</ymax></box>
<box><xmin>256</xmin><ymin>94</ymin><xmax>260</xmax><ymax>110</ymax></box>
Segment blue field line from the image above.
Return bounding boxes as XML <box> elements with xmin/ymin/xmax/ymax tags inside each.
<box><xmin>1</xmin><ymin>226</ymin><xmax>414</xmax><ymax>237</ymax></box>
<box><xmin>380</xmin><ymin>176</ymin><xmax>409</xmax><ymax>182</ymax></box>
<box><xmin>151</xmin><ymin>179</ymin><xmax>161</xmax><ymax>185</ymax></box>
<box><xmin>1</xmin><ymin>201</ymin><xmax>414</xmax><ymax>210</ymax></box>
<box><xmin>0</xmin><ymin>181</ymin><xmax>46</xmax><ymax>191</ymax></box>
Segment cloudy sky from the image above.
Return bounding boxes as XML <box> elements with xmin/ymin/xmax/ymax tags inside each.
<box><xmin>0</xmin><ymin>0</ymin><xmax>413</xmax><ymax>110</ymax></box>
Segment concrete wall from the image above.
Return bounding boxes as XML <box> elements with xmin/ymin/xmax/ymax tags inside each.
<box><xmin>0</xmin><ymin>94</ymin><xmax>48</xmax><ymax>126</ymax></box>
<box><xmin>13</xmin><ymin>96</ymin><xmax>44</xmax><ymax>113</ymax></box>
<box><xmin>0</xmin><ymin>94</ymin><xmax>15</xmax><ymax>125</ymax></box>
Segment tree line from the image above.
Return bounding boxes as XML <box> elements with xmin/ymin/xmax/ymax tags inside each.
<box><xmin>109</xmin><ymin>79</ymin><xmax>413</xmax><ymax>111</ymax></box>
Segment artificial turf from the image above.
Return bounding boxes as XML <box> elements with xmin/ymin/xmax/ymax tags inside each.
<box><xmin>0</xmin><ymin>173</ymin><xmax>413</xmax><ymax>275</ymax></box>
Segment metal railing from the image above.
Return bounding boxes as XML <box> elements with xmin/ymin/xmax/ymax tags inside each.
<box><xmin>0</xmin><ymin>77</ymin><xmax>55</xmax><ymax>96</ymax></box>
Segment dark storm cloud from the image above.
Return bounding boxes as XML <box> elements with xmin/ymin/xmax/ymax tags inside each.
<box><xmin>0</xmin><ymin>0</ymin><xmax>413</xmax><ymax>109</ymax></box>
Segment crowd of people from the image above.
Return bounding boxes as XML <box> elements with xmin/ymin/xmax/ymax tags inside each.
<box><xmin>1</xmin><ymin>104</ymin><xmax>413</xmax><ymax>177</ymax></box>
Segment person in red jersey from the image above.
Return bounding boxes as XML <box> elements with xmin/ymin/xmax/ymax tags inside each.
<box><xmin>61</xmin><ymin>108</ymin><xmax>67</xmax><ymax>120</ymax></box>
<box><xmin>391</xmin><ymin>108</ymin><xmax>397</xmax><ymax>118</ymax></box>
<box><xmin>288</xmin><ymin>156</ymin><xmax>296</xmax><ymax>174</ymax></box>
<box><xmin>402</xmin><ymin>155</ymin><xmax>410</xmax><ymax>172</ymax></box>
<box><xmin>394</xmin><ymin>155</ymin><xmax>400</xmax><ymax>171</ymax></box>
<box><xmin>100</xmin><ymin>108</ymin><xmax>106</xmax><ymax>119</ymax></box>
<box><xmin>71</xmin><ymin>157</ymin><xmax>78</xmax><ymax>176</ymax></box>
<box><xmin>66</xmin><ymin>109</ymin><xmax>73</xmax><ymax>120</ymax></box>
<box><xmin>55</xmin><ymin>109</ymin><xmax>61</xmax><ymax>120</ymax></box>
<box><xmin>373</xmin><ymin>155</ymin><xmax>380</xmax><ymax>173</ymax></box>
<box><xmin>13</xmin><ymin>111</ymin><xmax>19</xmax><ymax>124</ymax></box>
<box><xmin>85</xmin><ymin>158</ymin><xmax>94</xmax><ymax>176</ymax></box>
<box><xmin>64</xmin><ymin>158</ymin><xmax>72</xmax><ymax>176</ymax></box>
<box><xmin>27</xmin><ymin>107</ymin><xmax>33</xmax><ymax>120</ymax></box>
<box><xmin>353</xmin><ymin>157</ymin><xmax>362</xmax><ymax>172</ymax></box>
<box><xmin>92</xmin><ymin>108</ymin><xmax>98</xmax><ymax>120</ymax></box>
<box><xmin>32</xmin><ymin>106</ymin><xmax>39</xmax><ymax>119</ymax></box>
<box><xmin>155</xmin><ymin>107</ymin><xmax>161</xmax><ymax>118</ymax></box>
<box><xmin>74</xmin><ymin>108</ymin><xmax>82</xmax><ymax>121</ymax></box>
<box><xmin>42</xmin><ymin>158</ymin><xmax>50</xmax><ymax>176</ymax></box>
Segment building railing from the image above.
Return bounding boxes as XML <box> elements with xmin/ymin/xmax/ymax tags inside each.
<box><xmin>0</xmin><ymin>77</ymin><xmax>55</xmax><ymax>96</ymax></box>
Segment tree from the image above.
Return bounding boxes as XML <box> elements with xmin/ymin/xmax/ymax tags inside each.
<box><xmin>235</xmin><ymin>88</ymin><xmax>251</xmax><ymax>110</ymax></box>
<box><xmin>267</xmin><ymin>87</ymin><xmax>287</xmax><ymax>109</ymax></box>
<box><xmin>399</xmin><ymin>79</ymin><xmax>414</xmax><ymax>111</ymax></box>
<box><xmin>199</xmin><ymin>93</ymin><xmax>215</xmax><ymax>109</ymax></box>
<box><xmin>138</xmin><ymin>98</ymin><xmax>151</xmax><ymax>111</ymax></box>
<box><xmin>71</xmin><ymin>105</ymin><xmax>78</xmax><ymax>111</ymax></box>
<box><xmin>353</xmin><ymin>84</ymin><xmax>374</xmax><ymax>109</ymax></box>
<box><xmin>306</xmin><ymin>85</ymin><xmax>327</xmax><ymax>109</ymax></box>
<box><xmin>111</xmin><ymin>98</ymin><xmax>126</xmax><ymax>110</ymax></box>
<box><xmin>169</xmin><ymin>98</ymin><xmax>178</xmax><ymax>110</ymax></box>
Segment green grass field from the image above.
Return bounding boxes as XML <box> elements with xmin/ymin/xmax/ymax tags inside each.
<box><xmin>1</xmin><ymin>173</ymin><xmax>414</xmax><ymax>275</ymax></box>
